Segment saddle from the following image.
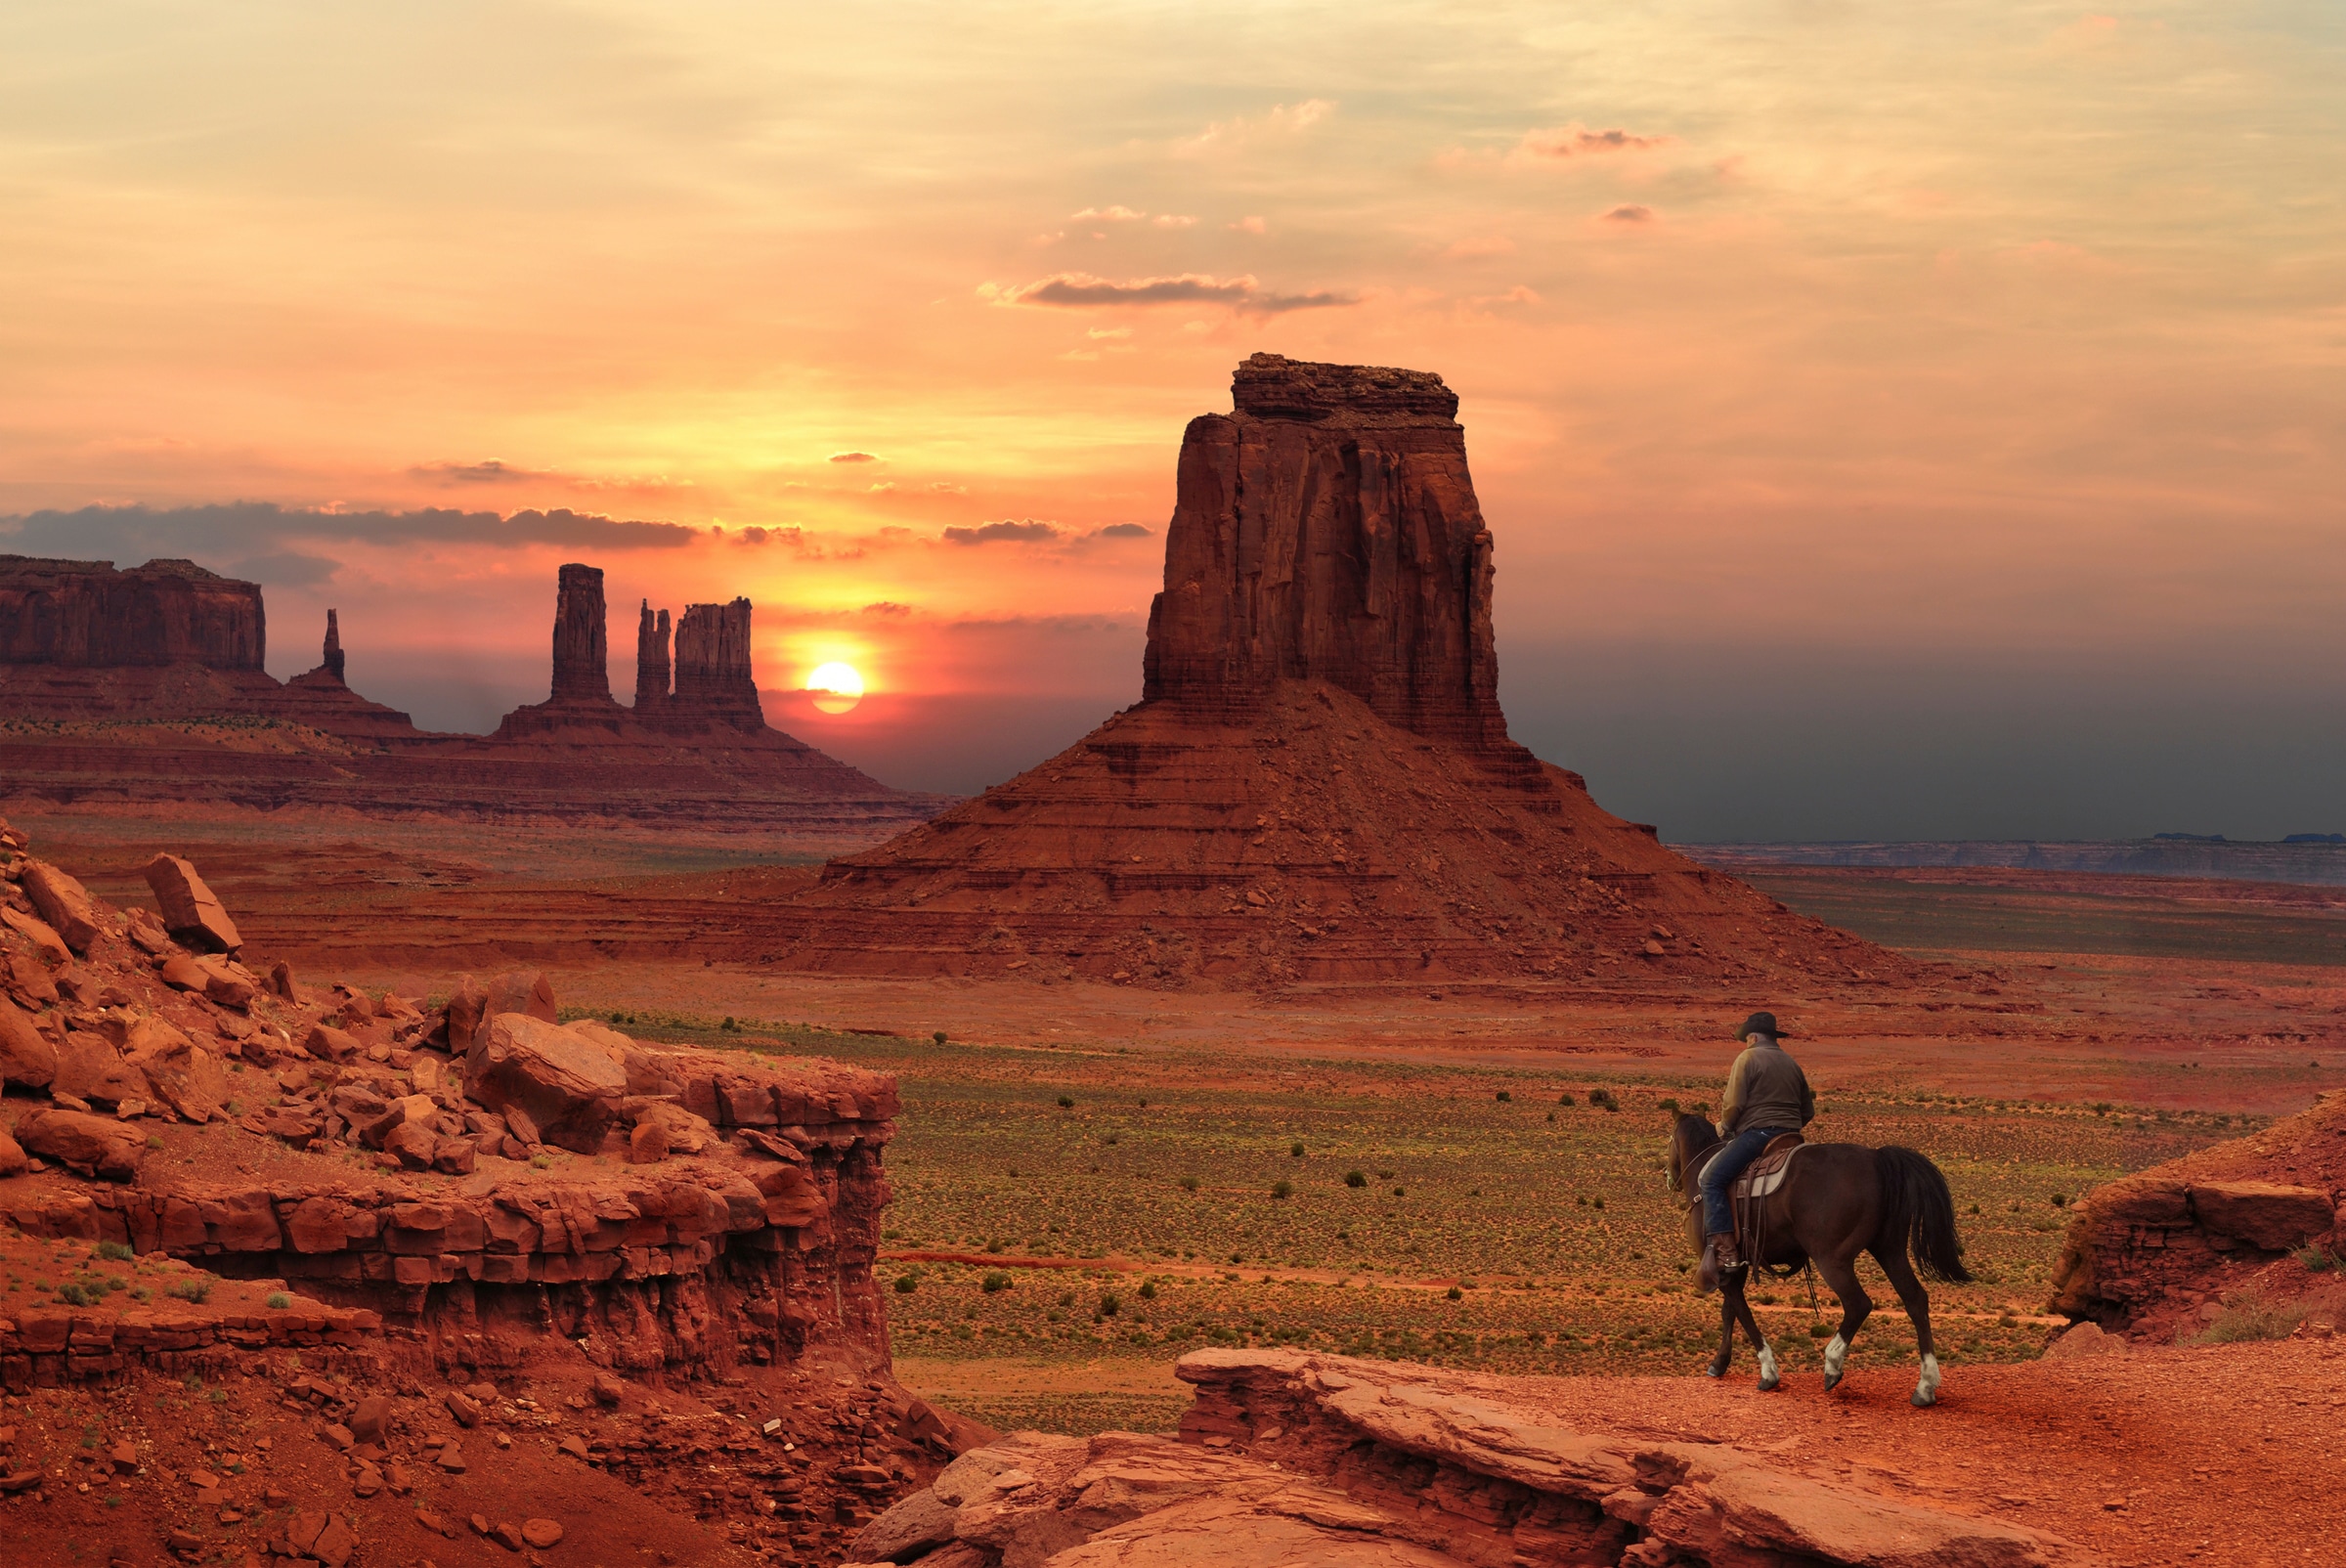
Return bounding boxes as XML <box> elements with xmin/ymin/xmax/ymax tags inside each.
<box><xmin>1692</xmin><ymin>1133</ymin><xmax>1805</xmax><ymax>1273</ymax></box>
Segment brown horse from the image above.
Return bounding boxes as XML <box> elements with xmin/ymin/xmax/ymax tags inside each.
<box><xmin>1664</xmin><ymin>1111</ymin><xmax>1971</xmax><ymax>1406</ymax></box>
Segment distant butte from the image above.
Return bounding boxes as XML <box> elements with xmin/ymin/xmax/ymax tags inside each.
<box><xmin>0</xmin><ymin>552</ymin><xmax>945</xmax><ymax>835</ymax></box>
<box><xmin>765</xmin><ymin>353</ymin><xmax>1914</xmax><ymax>987</ymax></box>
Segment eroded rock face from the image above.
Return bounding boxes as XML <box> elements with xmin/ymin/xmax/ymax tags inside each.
<box><xmin>856</xmin><ymin>1351</ymin><xmax>2061</xmax><ymax>1568</ymax></box>
<box><xmin>550</xmin><ymin>561</ymin><xmax>613</xmax><ymax>703</ymax></box>
<box><xmin>670</xmin><ymin>598</ymin><xmax>761</xmax><ymax>723</ymax></box>
<box><xmin>0</xmin><ymin>555</ymin><xmax>266</xmax><ymax>671</ymax></box>
<box><xmin>1142</xmin><ymin>354</ymin><xmax>1503</xmax><ymax>750</ymax></box>
<box><xmin>2047</xmin><ymin>1089</ymin><xmax>2346</xmax><ymax>1336</ymax></box>
<box><xmin>635</xmin><ymin>599</ymin><xmax>673</xmax><ymax>710</ymax></box>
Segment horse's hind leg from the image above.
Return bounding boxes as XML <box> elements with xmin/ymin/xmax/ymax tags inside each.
<box><xmin>1734</xmin><ymin>1284</ymin><xmax>1780</xmax><ymax>1391</ymax></box>
<box><xmin>1814</xmin><ymin>1253</ymin><xmax>1872</xmax><ymax>1392</ymax></box>
<box><xmin>1874</xmin><ymin>1244</ymin><xmax>1942</xmax><ymax>1408</ymax></box>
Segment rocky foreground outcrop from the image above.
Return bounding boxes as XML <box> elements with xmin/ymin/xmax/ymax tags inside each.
<box><xmin>776</xmin><ymin>357</ymin><xmax>1920</xmax><ymax>991</ymax></box>
<box><xmin>2048</xmin><ymin>1088</ymin><xmax>2346</xmax><ymax>1340</ymax></box>
<box><xmin>0</xmin><ymin>815</ymin><xmax>903</xmax><ymax>1384</ymax></box>
<box><xmin>849</xmin><ymin>1350</ymin><xmax>2073</xmax><ymax>1568</ymax></box>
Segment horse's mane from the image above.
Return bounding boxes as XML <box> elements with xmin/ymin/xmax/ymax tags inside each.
<box><xmin>1673</xmin><ymin>1110</ymin><xmax>1720</xmax><ymax>1148</ymax></box>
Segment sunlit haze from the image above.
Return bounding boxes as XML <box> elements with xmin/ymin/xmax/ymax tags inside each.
<box><xmin>5</xmin><ymin>4</ymin><xmax>2342</xmax><ymax>838</ymax></box>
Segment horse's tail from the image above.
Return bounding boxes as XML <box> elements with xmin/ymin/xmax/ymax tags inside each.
<box><xmin>1874</xmin><ymin>1146</ymin><xmax>1972</xmax><ymax>1283</ymax></box>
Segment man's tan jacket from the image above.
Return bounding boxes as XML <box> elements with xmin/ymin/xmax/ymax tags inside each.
<box><xmin>1720</xmin><ymin>1038</ymin><xmax>1814</xmax><ymax>1135</ymax></box>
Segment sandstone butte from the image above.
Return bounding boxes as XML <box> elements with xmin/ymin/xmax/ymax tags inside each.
<box><xmin>765</xmin><ymin>354</ymin><xmax>1915</xmax><ymax>990</ymax></box>
<box><xmin>0</xmin><ymin>554</ymin><xmax>945</xmax><ymax>833</ymax></box>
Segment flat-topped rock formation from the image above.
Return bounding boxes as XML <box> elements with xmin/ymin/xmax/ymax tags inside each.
<box><xmin>0</xmin><ymin>556</ymin><xmax>948</xmax><ymax>835</ymax></box>
<box><xmin>768</xmin><ymin>356</ymin><xmax>1912</xmax><ymax>988</ymax></box>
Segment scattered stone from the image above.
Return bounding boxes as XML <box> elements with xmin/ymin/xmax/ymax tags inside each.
<box><xmin>556</xmin><ymin>1435</ymin><xmax>589</xmax><ymax>1461</ymax></box>
<box><xmin>348</xmin><ymin>1395</ymin><xmax>392</xmax><ymax>1445</ymax></box>
<box><xmin>446</xmin><ymin>1391</ymin><xmax>483</xmax><ymax>1428</ymax></box>
<box><xmin>489</xmin><ymin>1521</ymin><xmax>526</xmax><ymax>1552</ymax></box>
<box><xmin>629</xmin><ymin>1120</ymin><xmax>669</xmax><ymax>1164</ymax></box>
<box><xmin>485</xmin><ymin>969</ymin><xmax>558</xmax><ymax>1024</ymax></box>
<box><xmin>166</xmin><ymin>1528</ymin><xmax>202</xmax><ymax>1557</ymax></box>
<box><xmin>0</xmin><ymin>993</ymin><xmax>62</xmax><ymax>1090</ymax></box>
<box><xmin>465</xmin><ymin>1013</ymin><xmax>626</xmax><ymax>1154</ymax></box>
<box><xmin>437</xmin><ymin>1443</ymin><xmax>466</xmax><ymax>1473</ymax></box>
<box><xmin>158</xmin><ymin>953</ymin><xmax>210</xmax><ymax>992</ymax></box>
<box><xmin>302</xmin><ymin>1023</ymin><xmax>361</xmax><ymax>1064</ymax></box>
<box><xmin>321</xmin><ymin>1423</ymin><xmax>355</xmax><ymax>1451</ymax></box>
<box><xmin>313</xmin><ymin>1515</ymin><xmax>355</xmax><ymax>1568</ymax></box>
<box><xmin>590</xmin><ymin>1372</ymin><xmax>626</xmax><ymax>1408</ymax></box>
<box><xmin>521</xmin><ymin>1520</ymin><xmax>564</xmax><ymax>1548</ymax></box>
<box><xmin>414</xmin><ymin>1506</ymin><xmax>457</xmax><ymax>1539</ymax></box>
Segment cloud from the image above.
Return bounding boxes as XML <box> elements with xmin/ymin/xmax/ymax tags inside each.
<box><xmin>986</xmin><ymin>272</ymin><xmax>1355</xmax><ymax>315</ymax></box>
<box><xmin>1230</xmin><ymin>216</ymin><xmax>1266</xmax><ymax>234</ymax></box>
<box><xmin>1514</xmin><ymin>123</ymin><xmax>1672</xmax><ymax>160</ymax></box>
<box><xmin>0</xmin><ymin>502</ymin><xmax>700</xmax><ymax>572</ymax></box>
<box><xmin>828</xmin><ymin>451</ymin><xmax>879</xmax><ymax>463</ymax></box>
<box><xmin>1600</xmin><ymin>203</ymin><xmax>1656</xmax><ymax>224</ymax></box>
<box><xmin>926</xmin><ymin>481</ymin><xmax>968</xmax><ymax>494</ymax></box>
<box><xmin>410</xmin><ymin>459</ymin><xmax>541</xmax><ymax>485</ymax></box>
<box><xmin>1177</xmin><ymin>99</ymin><xmax>1334</xmax><ymax>155</ymax></box>
<box><xmin>1088</xmin><ymin>523</ymin><xmax>1152</xmax><ymax>539</ymax></box>
<box><xmin>862</xmin><ymin>600</ymin><xmax>914</xmax><ymax>617</ymax></box>
<box><xmin>1087</xmin><ymin>327</ymin><xmax>1133</xmax><ymax>340</ymax></box>
<box><xmin>1070</xmin><ymin>204</ymin><xmax>1148</xmax><ymax>221</ymax></box>
<box><xmin>1151</xmin><ymin>214</ymin><xmax>1196</xmax><ymax>228</ymax></box>
<box><xmin>940</xmin><ymin>519</ymin><xmax>1062</xmax><ymax>545</ymax></box>
<box><xmin>730</xmin><ymin>524</ymin><xmax>807</xmax><ymax>548</ymax></box>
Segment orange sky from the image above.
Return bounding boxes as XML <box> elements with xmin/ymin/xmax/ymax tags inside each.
<box><xmin>5</xmin><ymin>6</ymin><xmax>2344</xmax><ymax>834</ymax></box>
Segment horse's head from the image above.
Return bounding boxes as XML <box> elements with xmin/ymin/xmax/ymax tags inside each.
<box><xmin>1664</xmin><ymin>1110</ymin><xmax>1720</xmax><ymax>1193</ymax></box>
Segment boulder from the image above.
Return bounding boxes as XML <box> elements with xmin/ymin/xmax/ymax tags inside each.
<box><xmin>854</xmin><ymin>1487</ymin><xmax>960</xmax><ymax>1563</ymax></box>
<box><xmin>485</xmin><ymin>969</ymin><xmax>557</xmax><ymax>1024</ymax></box>
<box><xmin>521</xmin><ymin>1520</ymin><xmax>564</xmax><ymax>1549</ymax></box>
<box><xmin>158</xmin><ymin>953</ymin><xmax>210</xmax><ymax>992</ymax></box>
<box><xmin>628</xmin><ymin>1099</ymin><xmax>717</xmax><ymax>1155</ymax></box>
<box><xmin>196</xmin><ymin>957</ymin><xmax>257</xmax><ymax>1010</ymax></box>
<box><xmin>2044</xmin><ymin>1321</ymin><xmax>2130</xmax><ymax>1360</ymax></box>
<box><xmin>55</xmin><ymin>1031</ymin><xmax>150</xmax><ymax>1108</ymax></box>
<box><xmin>303</xmin><ymin>1022</ymin><xmax>362</xmax><ymax>1063</ymax></box>
<box><xmin>350</xmin><ymin>1395</ymin><xmax>393</xmax><ymax>1444</ymax></box>
<box><xmin>20</xmin><ymin>861</ymin><xmax>102</xmax><ymax>954</ymax></box>
<box><xmin>628</xmin><ymin>1121</ymin><xmax>670</xmax><ymax>1164</ymax></box>
<box><xmin>14</xmin><ymin>1107</ymin><xmax>148</xmax><ymax>1178</ymax></box>
<box><xmin>124</xmin><ymin>1017</ymin><xmax>230</xmax><ymax>1122</ymax></box>
<box><xmin>465</xmin><ymin>1013</ymin><xmax>627</xmax><ymax>1154</ymax></box>
<box><xmin>266</xmin><ymin>959</ymin><xmax>301</xmax><ymax>1001</ymax></box>
<box><xmin>445</xmin><ymin>975</ymin><xmax>489</xmax><ymax>1053</ymax></box>
<box><xmin>6</xmin><ymin>952</ymin><xmax>60</xmax><ymax>1007</ymax></box>
<box><xmin>124</xmin><ymin>907</ymin><xmax>173</xmax><ymax>956</ymax></box>
<box><xmin>142</xmin><ymin>853</ymin><xmax>242</xmax><ymax>953</ymax></box>
<box><xmin>383</xmin><ymin>1120</ymin><xmax>439</xmax><ymax>1169</ymax></box>
<box><xmin>0</xmin><ymin>904</ymin><xmax>71</xmax><ymax>965</ymax></box>
<box><xmin>359</xmin><ymin>1092</ymin><xmax>439</xmax><ymax>1150</ymax></box>
<box><xmin>2192</xmin><ymin>1180</ymin><xmax>2336</xmax><ymax>1252</ymax></box>
<box><xmin>431</xmin><ymin>1135</ymin><xmax>477</xmax><ymax>1175</ymax></box>
<box><xmin>0</xmin><ymin>1124</ymin><xmax>25</xmax><ymax>1178</ymax></box>
<box><xmin>0</xmin><ymin>994</ymin><xmax>59</xmax><ymax>1090</ymax></box>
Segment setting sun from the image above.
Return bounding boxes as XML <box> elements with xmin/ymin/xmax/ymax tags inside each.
<box><xmin>806</xmin><ymin>660</ymin><xmax>865</xmax><ymax>715</ymax></box>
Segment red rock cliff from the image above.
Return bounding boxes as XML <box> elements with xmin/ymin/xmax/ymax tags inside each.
<box><xmin>1142</xmin><ymin>354</ymin><xmax>1503</xmax><ymax>750</ymax></box>
<box><xmin>0</xmin><ymin>555</ymin><xmax>267</xmax><ymax>670</ymax></box>
<box><xmin>549</xmin><ymin>562</ymin><xmax>614</xmax><ymax>703</ymax></box>
<box><xmin>670</xmin><ymin>597</ymin><xmax>760</xmax><ymax>725</ymax></box>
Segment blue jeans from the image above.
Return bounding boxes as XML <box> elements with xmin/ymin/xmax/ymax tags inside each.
<box><xmin>1702</xmin><ymin>1127</ymin><xmax>1797</xmax><ymax>1236</ymax></box>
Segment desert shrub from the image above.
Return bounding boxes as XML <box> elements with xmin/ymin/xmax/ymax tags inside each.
<box><xmin>1344</xmin><ymin>1170</ymin><xmax>1368</xmax><ymax>1189</ymax></box>
<box><xmin>1177</xmin><ymin>1175</ymin><xmax>1199</xmax><ymax>1192</ymax></box>
<box><xmin>1558</xmin><ymin>1093</ymin><xmax>1576</xmax><ymax>1107</ymax></box>
<box><xmin>1138</xmin><ymin>1281</ymin><xmax>1157</xmax><ymax>1300</ymax></box>
<box><xmin>1808</xmin><ymin>1323</ymin><xmax>1834</xmax><ymax>1338</ymax></box>
<box><xmin>1104</xmin><ymin>1133</ymin><xmax>1120</xmax><ymax>1145</ymax></box>
<box><xmin>166</xmin><ymin>1277</ymin><xmax>213</xmax><ymax>1305</ymax></box>
<box><xmin>59</xmin><ymin>1282</ymin><xmax>94</xmax><ymax>1306</ymax></box>
<box><xmin>145</xmin><ymin>1136</ymin><xmax>165</xmax><ymax>1151</ymax></box>
<box><xmin>98</xmin><ymin>1241</ymin><xmax>134</xmax><ymax>1262</ymax></box>
<box><xmin>1495</xmin><ymin>1091</ymin><xmax>1511</xmax><ymax>1103</ymax></box>
<box><xmin>981</xmin><ymin>1272</ymin><xmax>1012</xmax><ymax>1293</ymax></box>
<box><xmin>2297</xmin><ymin>1246</ymin><xmax>2336</xmax><ymax>1274</ymax></box>
<box><xmin>1445</xmin><ymin>1285</ymin><xmax>1462</xmax><ymax>1301</ymax></box>
<box><xmin>2050</xmin><ymin>1194</ymin><xmax>2068</xmax><ymax>1207</ymax></box>
<box><xmin>266</xmin><ymin>1291</ymin><xmax>292</xmax><ymax>1309</ymax></box>
<box><xmin>1058</xmin><ymin>1096</ymin><xmax>1075</xmax><ymax>1110</ymax></box>
<box><xmin>1392</xmin><ymin>1187</ymin><xmax>1407</xmax><ymax>1198</ymax></box>
<box><xmin>2196</xmin><ymin>1289</ymin><xmax>2304</xmax><ymax>1344</ymax></box>
<box><xmin>1271</xmin><ymin>1181</ymin><xmax>1292</xmax><ymax>1200</ymax></box>
<box><xmin>1587</xmin><ymin>1088</ymin><xmax>1618</xmax><ymax>1110</ymax></box>
<box><xmin>934</xmin><ymin>1030</ymin><xmax>949</xmax><ymax>1044</ymax></box>
<box><xmin>894</xmin><ymin>1274</ymin><xmax>919</xmax><ymax>1293</ymax></box>
<box><xmin>1290</xmin><ymin>1141</ymin><xmax>1306</xmax><ymax>1157</ymax></box>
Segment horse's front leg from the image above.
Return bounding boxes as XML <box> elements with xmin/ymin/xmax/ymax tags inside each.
<box><xmin>1727</xmin><ymin>1275</ymin><xmax>1779</xmax><ymax>1391</ymax></box>
<box><xmin>1706</xmin><ymin>1284</ymin><xmax>1736</xmax><ymax>1377</ymax></box>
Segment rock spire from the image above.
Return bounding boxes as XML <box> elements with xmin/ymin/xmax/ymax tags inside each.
<box><xmin>1142</xmin><ymin>353</ymin><xmax>1504</xmax><ymax>749</ymax></box>
<box><xmin>548</xmin><ymin>562</ymin><xmax>611</xmax><ymax>703</ymax></box>
<box><xmin>322</xmin><ymin>609</ymin><xmax>345</xmax><ymax>683</ymax></box>
<box><xmin>634</xmin><ymin>599</ymin><xmax>672</xmax><ymax>711</ymax></box>
<box><xmin>672</xmin><ymin>597</ymin><xmax>760</xmax><ymax>722</ymax></box>
<box><xmin>0</xmin><ymin>555</ymin><xmax>266</xmax><ymax>671</ymax></box>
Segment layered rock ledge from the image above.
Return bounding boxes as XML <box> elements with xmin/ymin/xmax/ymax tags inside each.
<box><xmin>848</xmin><ymin>1349</ymin><xmax>2075</xmax><ymax>1568</ymax></box>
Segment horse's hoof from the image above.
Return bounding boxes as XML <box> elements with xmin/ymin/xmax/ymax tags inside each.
<box><xmin>1822</xmin><ymin>1372</ymin><xmax>1843</xmax><ymax>1392</ymax></box>
<box><xmin>1758</xmin><ymin>1374</ymin><xmax>1780</xmax><ymax>1392</ymax></box>
<box><xmin>1911</xmin><ymin>1389</ymin><xmax>1936</xmax><ymax>1408</ymax></box>
<box><xmin>1705</xmin><ymin>1365</ymin><xmax>1726</xmax><ymax>1379</ymax></box>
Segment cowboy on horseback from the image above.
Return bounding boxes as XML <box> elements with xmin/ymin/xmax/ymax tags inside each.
<box><xmin>1696</xmin><ymin>1010</ymin><xmax>1814</xmax><ymax>1293</ymax></box>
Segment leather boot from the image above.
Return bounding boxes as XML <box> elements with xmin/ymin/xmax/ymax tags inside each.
<box><xmin>1696</xmin><ymin>1233</ymin><xmax>1731</xmax><ymax>1294</ymax></box>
